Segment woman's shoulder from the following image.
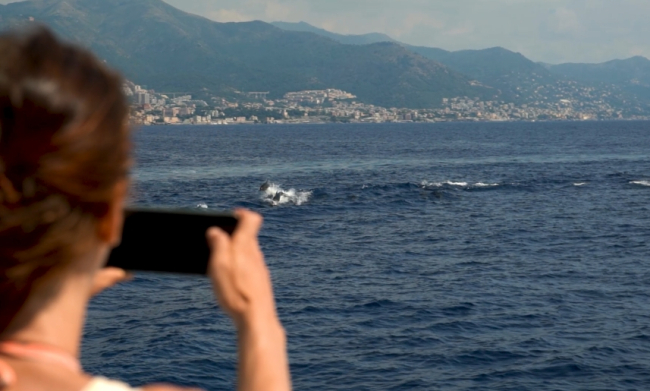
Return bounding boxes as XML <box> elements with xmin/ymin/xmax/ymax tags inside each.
<box><xmin>83</xmin><ymin>377</ymin><xmax>202</xmax><ymax>391</ymax></box>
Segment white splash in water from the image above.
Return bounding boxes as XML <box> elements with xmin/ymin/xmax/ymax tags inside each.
<box><xmin>631</xmin><ymin>180</ymin><xmax>650</xmax><ymax>187</ymax></box>
<box><xmin>474</xmin><ymin>182</ymin><xmax>500</xmax><ymax>188</ymax></box>
<box><xmin>196</xmin><ymin>203</ymin><xmax>209</xmax><ymax>209</ymax></box>
<box><xmin>260</xmin><ymin>182</ymin><xmax>312</xmax><ymax>206</ymax></box>
<box><xmin>573</xmin><ymin>182</ymin><xmax>588</xmax><ymax>187</ymax></box>
<box><xmin>421</xmin><ymin>180</ymin><xmax>461</xmax><ymax>188</ymax></box>
<box><xmin>421</xmin><ymin>180</ymin><xmax>497</xmax><ymax>189</ymax></box>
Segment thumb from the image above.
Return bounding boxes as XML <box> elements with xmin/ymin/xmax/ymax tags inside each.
<box><xmin>207</xmin><ymin>228</ymin><xmax>232</xmax><ymax>271</ymax></box>
<box><xmin>91</xmin><ymin>267</ymin><xmax>132</xmax><ymax>296</ymax></box>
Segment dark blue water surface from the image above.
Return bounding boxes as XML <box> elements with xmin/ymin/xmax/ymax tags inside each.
<box><xmin>83</xmin><ymin>121</ymin><xmax>650</xmax><ymax>390</ymax></box>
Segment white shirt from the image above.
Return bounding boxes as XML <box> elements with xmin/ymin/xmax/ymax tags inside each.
<box><xmin>82</xmin><ymin>377</ymin><xmax>141</xmax><ymax>391</ymax></box>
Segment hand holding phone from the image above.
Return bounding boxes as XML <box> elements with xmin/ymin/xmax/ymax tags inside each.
<box><xmin>206</xmin><ymin>210</ymin><xmax>279</xmax><ymax>326</ymax></box>
<box><xmin>207</xmin><ymin>210</ymin><xmax>291</xmax><ymax>391</ymax></box>
<box><xmin>109</xmin><ymin>209</ymin><xmax>290</xmax><ymax>389</ymax></box>
<box><xmin>106</xmin><ymin>207</ymin><xmax>238</xmax><ymax>275</ymax></box>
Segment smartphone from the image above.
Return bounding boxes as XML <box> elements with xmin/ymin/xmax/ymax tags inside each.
<box><xmin>106</xmin><ymin>207</ymin><xmax>238</xmax><ymax>275</ymax></box>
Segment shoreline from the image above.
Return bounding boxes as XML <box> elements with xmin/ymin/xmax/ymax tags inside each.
<box><xmin>134</xmin><ymin>117</ymin><xmax>650</xmax><ymax>126</ymax></box>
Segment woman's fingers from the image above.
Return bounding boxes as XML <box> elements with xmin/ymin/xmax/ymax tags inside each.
<box><xmin>233</xmin><ymin>209</ymin><xmax>263</xmax><ymax>239</ymax></box>
<box><xmin>207</xmin><ymin>227</ymin><xmax>231</xmax><ymax>265</ymax></box>
<box><xmin>91</xmin><ymin>267</ymin><xmax>132</xmax><ymax>296</ymax></box>
<box><xmin>207</xmin><ymin>227</ymin><xmax>246</xmax><ymax>320</ymax></box>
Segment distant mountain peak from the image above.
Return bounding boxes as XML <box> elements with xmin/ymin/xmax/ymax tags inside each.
<box><xmin>626</xmin><ymin>55</ymin><xmax>650</xmax><ymax>63</ymax></box>
<box><xmin>547</xmin><ymin>54</ymin><xmax>650</xmax><ymax>86</ymax></box>
<box><xmin>271</xmin><ymin>21</ymin><xmax>395</xmax><ymax>45</ymax></box>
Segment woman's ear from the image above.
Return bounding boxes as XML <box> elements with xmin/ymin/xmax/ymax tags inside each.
<box><xmin>96</xmin><ymin>180</ymin><xmax>128</xmax><ymax>247</ymax></box>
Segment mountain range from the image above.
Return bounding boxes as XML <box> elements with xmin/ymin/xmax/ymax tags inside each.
<box><xmin>0</xmin><ymin>0</ymin><xmax>499</xmax><ymax>108</ymax></box>
<box><xmin>0</xmin><ymin>0</ymin><xmax>648</xmax><ymax>110</ymax></box>
<box><xmin>272</xmin><ymin>21</ymin><xmax>650</xmax><ymax>106</ymax></box>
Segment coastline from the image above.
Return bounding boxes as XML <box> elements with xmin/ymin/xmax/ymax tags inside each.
<box><xmin>133</xmin><ymin>116</ymin><xmax>650</xmax><ymax>126</ymax></box>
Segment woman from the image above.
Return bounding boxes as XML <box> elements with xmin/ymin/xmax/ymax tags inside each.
<box><xmin>0</xmin><ymin>27</ymin><xmax>291</xmax><ymax>391</ymax></box>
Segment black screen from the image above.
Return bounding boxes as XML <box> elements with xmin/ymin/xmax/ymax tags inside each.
<box><xmin>106</xmin><ymin>208</ymin><xmax>238</xmax><ymax>275</ymax></box>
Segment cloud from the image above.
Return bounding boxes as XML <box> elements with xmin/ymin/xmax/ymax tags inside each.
<box><xmin>551</xmin><ymin>8</ymin><xmax>581</xmax><ymax>34</ymax></box>
<box><xmin>390</xmin><ymin>13</ymin><xmax>446</xmax><ymax>39</ymax></box>
<box><xmin>206</xmin><ymin>9</ymin><xmax>252</xmax><ymax>23</ymax></box>
<box><xmin>540</xmin><ymin>7</ymin><xmax>582</xmax><ymax>40</ymax></box>
<box><xmin>443</xmin><ymin>25</ymin><xmax>474</xmax><ymax>37</ymax></box>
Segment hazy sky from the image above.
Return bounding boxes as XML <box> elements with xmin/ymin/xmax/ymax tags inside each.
<box><xmin>0</xmin><ymin>0</ymin><xmax>646</xmax><ymax>63</ymax></box>
<box><xmin>160</xmin><ymin>0</ymin><xmax>648</xmax><ymax>64</ymax></box>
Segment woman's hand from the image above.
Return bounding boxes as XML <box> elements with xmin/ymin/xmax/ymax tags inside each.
<box><xmin>206</xmin><ymin>209</ymin><xmax>291</xmax><ymax>391</ymax></box>
<box><xmin>90</xmin><ymin>267</ymin><xmax>132</xmax><ymax>296</ymax></box>
<box><xmin>206</xmin><ymin>209</ymin><xmax>278</xmax><ymax>327</ymax></box>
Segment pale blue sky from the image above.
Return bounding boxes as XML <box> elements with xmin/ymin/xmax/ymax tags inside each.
<box><xmin>162</xmin><ymin>0</ymin><xmax>649</xmax><ymax>64</ymax></box>
<box><xmin>2</xmin><ymin>0</ymin><xmax>647</xmax><ymax>63</ymax></box>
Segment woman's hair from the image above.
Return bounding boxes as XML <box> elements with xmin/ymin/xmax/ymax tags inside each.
<box><xmin>0</xmin><ymin>27</ymin><xmax>131</xmax><ymax>335</ymax></box>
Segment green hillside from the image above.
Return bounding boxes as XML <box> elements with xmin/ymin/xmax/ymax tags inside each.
<box><xmin>546</xmin><ymin>56</ymin><xmax>650</xmax><ymax>102</ymax></box>
<box><xmin>547</xmin><ymin>56</ymin><xmax>650</xmax><ymax>86</ymax></box>
<box><xmin>412</xmin><ymin>47</ymin><xmax>553</xmax><ymax>83</ymax></box>
<box><xmin>412</xmin><ymin>47</ymin><xmax>558</xmax><ymax>102</ymax></box>
<box><xmin>270</xmin><ymin>21</ymin><xmax>650</xmax><ymax>105</ymax></box>
<box><xmin>270</xmin><ymin>22</ymin><xmax>561</xmax><ymax>103</ymax></box>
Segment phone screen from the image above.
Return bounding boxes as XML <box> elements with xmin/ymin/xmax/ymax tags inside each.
<box><xmin>106</xmin><ymin>207</ymin><xmax>238</xmax><ymax>275</ymax></box>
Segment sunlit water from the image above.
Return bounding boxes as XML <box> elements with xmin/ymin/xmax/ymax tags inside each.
<box><xmin>83</xmin><ymin>121</ymin><xmax>650</xmax><ymax>390</ymax></box>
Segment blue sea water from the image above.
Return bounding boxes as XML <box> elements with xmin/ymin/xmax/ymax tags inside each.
<box><xmin>83</xmin><ymin>121</ymin><xmax>650</xmax><ymax>390</ymax></box>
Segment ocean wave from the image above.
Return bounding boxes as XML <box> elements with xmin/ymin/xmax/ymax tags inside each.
<box><xmin>196</xmin><ymin>203</ymin><xmax>209</xmax><ymax>209</ymax></box>
<box><xmin>474</xmin><ymin>182</ymin><xmax>500</xmax><ymax>188</ymax></box>
<box><xmin>420</xmin><ymin>180</ymin><xmax>499</xmax><ymax>189</ymax></box>
<box><xmin>573</xmin><ymin>182</ymin><xmax>588</xmax><ymax>187</ymax></box>
<box><xmin>421</xmin><ymin>180</ymin><xmax>466</xmax><ymax>188</ymax></box>
<box><xmin>630</xmin><ymin>180</ymin><xmax>650</xmax><ymax>187</ymax></box>
<box><xmin>260</xmin><ymin>181</ymin><xmax>312</xmax><ymax>206</ymax></box>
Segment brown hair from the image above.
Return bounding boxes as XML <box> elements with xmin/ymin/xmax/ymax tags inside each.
<box><xmin>0</xmin><ymin>27</ymin><xmax>131</xmax><ymax>335</ymax></box>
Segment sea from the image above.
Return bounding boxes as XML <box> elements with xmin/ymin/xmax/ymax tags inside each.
<box><xmin>82</xmin><ymin>121</ymin><xmax>650</xmax><ymax>391</ymax></box>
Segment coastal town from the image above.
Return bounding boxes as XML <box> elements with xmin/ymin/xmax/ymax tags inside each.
<box><xmin>125</xmin><ymin>80</ymin><xmax>650</xmax><ymax>126</ymax></box>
